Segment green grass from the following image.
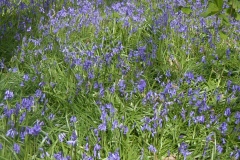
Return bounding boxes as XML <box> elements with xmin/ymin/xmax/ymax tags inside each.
<box><xmin>0</xmin><ymin>0</ymin><xmax>240</xmax><ymax>159</ymax></box>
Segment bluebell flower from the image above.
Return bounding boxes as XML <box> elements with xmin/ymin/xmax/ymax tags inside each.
<box><xmin>201</xmin><ymin>56</ymin><xmax>206</xmax><ymax>63</ymax></box>
<box><xmin>48</xmin><ymin>113</ymin><xmax>55</xmax><ymax>120</ymax></box>
<box><xmin>39</xmin><ymin>81</ymin><xmax>46</xmax><ymax>87</ymax></box>
<box><xmin>122</xmin><ymin>126</ymin><xmax>128</xmax><ymax>135</ymax></box>
<box><xmin>67</xmin><ymin>130</ymin><xmax>77</xmax><ymax>146</ymax></box>
<box><xmin>0</xmin><ymin>143</ymin><xmax>2</xmax><ymax>150</ymax></box>
<box><xmin>221</xmin><ymin>138</ymin><xmax>226</xmax><ymax>144</ymax></box>
<box><xmin>98</xmin><ymin>122</ymin><xmax>107</xmax><ymax>131</ymax></box>
<box><xmin>4</xmin><ymin>90</ymin><xmax>14</xmax><ymax>100</ymax></box>
<box><xmin>196</xmin><ymin>76</ymin><xmax>205</xmax><ymax>83</ymax></box>
<box><xmin>112</xmin><ymin>120</ymin><xmax>118</xmax><ymax>130</ymax></box>
<box><xmin>40</xmin><ymin>151</ymin><xmax>50</xmax><ymax>159</ymax></box>
<box><xmin>6</xmin><ymin>128</ymin><xmax>18</xmax><ymax>138</ymax></box>
<box><xmin>99</xmin><ymin>84</ymin><xmax>105</xmax><ymax>97</ymax></box>
<box><xmin>118</xmin><ymin>79</ymin><xmax>126</xmax><ymax>92</ymax></box>
<box><xmin>85</xmin><ymin>142</ymin><xmax>89</xmax><ymax>152</ymax></box>
<box><xmin>39</xmin><ymin>148</ymin><xmax>50</xmax><ymax>159</ymax></box>
<box><xmin>181</xmin><ymin>108</ymin><xmax>186</xmax><ymax>120</ymax></box>
<box><xmin>235</xmin><ymin>112</ymin><xmax>240</xmax><ymax>124</ymax></box>
<box><xmin>87</xmin><ymin>70</ymin><xmax>95</xmax><ymax>79</ymax></box>
<box><xmin>54</xmin><ymin>151</ymin><xmax>70</xmax><ymax>160</ymax></box>
<box><xmin>148</xmin><ymin>145</ymin><xmax>157</xmax><ymax>153</ymax></box>
<box><xmin>23</xmin><ymin>74</ymin><xmax>30</xmax><ymax>81</ymax></box>
<box><xmin>219</xmin><ymin>122</ymin><xmax>228</xmax><ymax>134</ymax></box>
<box><xmin>195</xmin><ymin>115</ymin><xmax>205</xmax><ymax>124</ymax></box>
<box><xmin>224</xmin><ymin>108</ymin><xmax>231</xmax><ymax>117</ymax></box>
<box><xmin>3</xmin><ymin>107</ymin><xmax>14</xmax><ymax>118</ymax></box>
<box><xmin>83</xmin><ymin>60</ymin><xmax>92</xmax><ymax>70</ymax></box>
<box><xmin>21</xmin><ymin>96</ymin><xmax>34</xmax><ymax>111</ymax></box>
<box><xmin>19</xmin><ymin>112</ymin><xmax>26</xmax><ymax>124</ymax></box>
<box><xmin>166</xmin><ymin>70</ymin><xmax>171</xmax><ymax>77</ymax></box>
<box><xmin>227</xmin><ymin>80</ymin><xmax>232</xmax><ymax>91</ymax></box>
<box><xmin>217</xmin><ymin>145</ymin><xmax>223</xmax><ymax>154</ymax></box>
<box><xmin>108</xmin><ymin>149</ymin><xmax>120</xmax><ymax>160</ymax></box>
<box><xmin>58</xmin><ymin>133</ymin><xmax>66</xmax><ymax>142</ymax></box>
<box><xmin>109</xmin><ymin>84</ymin><xmax>115</xmax><ymax>94</ymax></box>
<box><xmin>137</xmin><ymin>79</ymin><xmax>146</xmax><ymax>93</ymax></box>
<box><xmin>70</xmin><ymin>116</ymin><xmax>77</xmax><ymax>123</ymax></box>
<box><xmin>206</xmin><ymin>132</ymin><xmax>214</xmax><ymax>142</ymax></box>
<box><xmin>20</xmin><ymin>129</ymin><xmax>28</xmax><ymax>141</ymax></box>
<box><xmin>178</xmin><ymin>142</ymin><xmax>191</xmax><ymax>160</ymax></box>
<box><xmin>94</xmin><ymin>143</ymin><xmax>101</xmax><ymax>158</ymax></box>
<box><xmin>226</xmin><ymin>48</ymin><xmax>231</xmax><ymax>59</ymax></box>
<box><xmin>29</xmin><ymin>120</ymin><xmax>42</xmax><ymax>136</ymax></box>
<box><xmin>94</xmin><ymin>82</ymin><xmax>99</xmax><ymax>89</ymax></box>
<box><xmin>13</xmin><ymin>143</ymin><xmax>20</xmax><ymax>154</ymax></box>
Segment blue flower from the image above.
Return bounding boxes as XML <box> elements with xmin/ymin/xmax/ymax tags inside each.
<box><xmin>224</xmin><ymin>108</ymin><xmax>231</xmax><ymax>117</ymax></box>
<box><xmin>178</xmin><ymin>142</ymin><xmax>191</xmax><ymax>160</ymax></box>
<box><xmin>6</xmin><ymin>128</ymin><xmax>18</xmax><ymax>138</ymax></box>
<box><xmin>4</xmin><ymin>90</ymin><xmax>14</xmax><ymax>100</ymax></box>
<box><xmin>108</xmin><ymin>149</ymin><xmax>120</xmax><ymax>160</ymax></box>
<box><xmin>148</xmin><ymin>145</ymin><xmax>157</xmax><ymax>153</ymax></box>
<box><xmin>112</xmin><ymin>120</ymin><xmax>118</xmax><ymax>130</ymax></box>
<box><xmin>94</xmin><ymin>143</ymin><xmax>101</xmax><ymax>158</ymax></box>
<box><xmin>70</xmin><ymin>116</ymin><xmax>77</xmax><ymax>123</ymax></box>
<box><xmin>235</xmin><ymin>112</ymin><xmax>240</xmax><ymax>124</ymax></box>
<box><xmin>217</xmin><ymin>145</ymin><xmax>223</xmax><ymax>154</ymax></box>
<box><xmin>118</xmin><ymin>79</ymin><xmax>126</xmax><ymax>92</ymax></box>
<box><xmin>21</xmin><ymin>96</ymin><xmax>34</xmax><ymax>111</ymax></box>
<box><xmin>137</xmin><ymin>79</ymin><xmax>146</xmax><ymax>93</ymax></box>
<box><xmin>13</xmin><ymin>143</ymin><xmax>20</xmax><ymax>154</ymax></box>
<box><xmin>29</xmin><ymin>121</ymin><xmax>42</xmax><ymax>136</ymax></box>
<box><xmin>58</xmin><ymin>133</ymin><xmax>66</xmax><ymax>142</ymax></box>
<box><xmin>67</xmin><ymin>130</ymin><xmax>77</xmax><ymax>146</ymax></box>
<box><xmin>219</xmin><ymin>122</ymin><xmax>228</xmax><ymax>134</ymax></box>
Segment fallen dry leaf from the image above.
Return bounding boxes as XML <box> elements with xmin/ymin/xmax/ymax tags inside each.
<box><xmin>163</xmin><ymin>155</ymin><xmax>176</xmax><ymax>160</ymax></box>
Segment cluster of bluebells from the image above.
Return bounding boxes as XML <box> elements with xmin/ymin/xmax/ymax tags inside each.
<box><xmin>0</xmin><ymin>0</ymin><xmax>240</xmax><ymax>159</ymax></box>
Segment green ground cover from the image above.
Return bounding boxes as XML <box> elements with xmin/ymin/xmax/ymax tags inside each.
<box><xmin>0</xmin><ymin>0</ymin><xmax>240</xmax><ymax>159</ymax></box>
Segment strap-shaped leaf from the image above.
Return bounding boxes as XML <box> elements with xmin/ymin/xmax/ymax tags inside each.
<box><xmin>201</xmin><ymin>2</ymin><xmax>221</xmax><ymax>17</ymax></box>
<box><xmin>214</xmin><ymin>0</ymin><xmax>224</xmax><ymax>9</ymax></box>
<box><xmin>229</xmin><ymin>0</ymin><xmax>240</xmax><ymax>10</ymax></box>
<box><xmin>181</xmin><ymin>7</ymin><xmax>192</xmax><ymax>15</ymax></box>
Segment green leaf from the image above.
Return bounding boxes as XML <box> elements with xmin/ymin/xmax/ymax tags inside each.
<box><xmin>181</xmin><ymin>7</ymin><xmax>192</xmax><ymax>14</ymax></box>
<box><xmin>229</xmin><ymin>0</ymin><xmax>240</xmax><ymax>10</ymax></box>
<box><xmin>218</xmin><ymin>14</ymin><xmax>230</xmax><ymax>25</ymax></box>
<box><xmin>226</xmin><ymin>7</ymin><xmax>240</xmax><ymax>19</ymax></box>
<box><xmin>214</xmin><ymin>0</ymin><xmax>224</xmax><ymax>9</ymax></box>
<box><xmin>201</xmin><ymin>2</ymin><xmax>221</xmax><ymax>17</ymax></box>
<box><xmin>219</xmin><ymin>31</ymin><xmax>228</xmax><ymax>40</ymax></box>
<box><xmin>236</xmin><ymin>13</ymin><xmax>240</xmax><ymax>20</ymax></box>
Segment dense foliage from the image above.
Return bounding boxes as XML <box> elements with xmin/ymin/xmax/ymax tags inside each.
<box><xmin>0</xmin><ymin>0</ymin><xmax>240</xmax><ymax>159</ymax></box>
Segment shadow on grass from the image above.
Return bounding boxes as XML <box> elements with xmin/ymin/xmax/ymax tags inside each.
<box><xmin>0</xmin><ymin>1</ymin><xmax>60</xmax><ymax>68</ymax></box>
<box><xmin>0</xmin><ymin>0</ymin><xmax>123</xmax><ymax>68</ymax></box>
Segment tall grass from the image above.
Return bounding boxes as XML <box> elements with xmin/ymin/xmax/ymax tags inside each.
<box><xmin>0</xmin><ymin>0</ymin><xmax>240</xmax><ymax>159</ymax></box>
